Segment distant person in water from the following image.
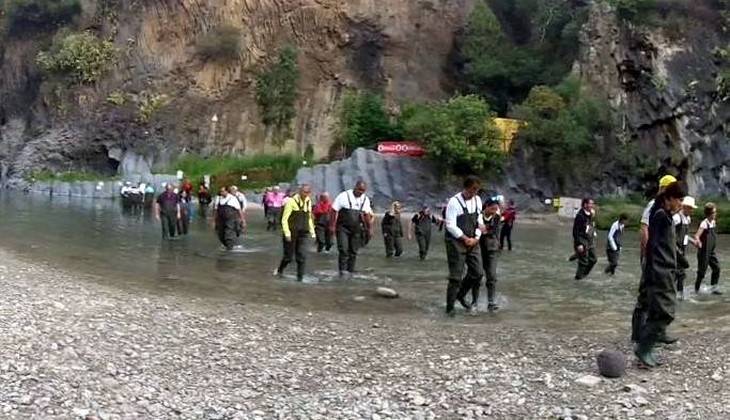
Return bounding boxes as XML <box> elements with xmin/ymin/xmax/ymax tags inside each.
<box><xmin>408</xmin><ymin>205</ymin><xmax>441</xmax><ymax>260</ymax></box>
<box><xmin>214</xmin><ymin>187</ymin><xmax>244</xmax><ymax>251</ymax></box>
<box><xmin>155</xmin><ymin>184</ymin><xmax>181</xmax><ymax>240</ymax></box>
<box><xmin>197</xmin><ymin>183</ymin><xmax>212</xmax><ymax>217</ymax></box>
<box><xmin>331</xmin><ymin>180</ymin><xmax>374</xmax><ymax>278</ymax></box>
<box><xmin>473</xmin><ymin>198</ymin><xmax>502</xmax><ymax>312</ymax></box>
<box><xmin>177</xmin><ymin>189</ymin><xmax>191</xmax><ymax>235</ymax></box>
<box><xmin>313</xmin><ymin>192</ymin><xmax>333</xmax><ymax>253</ymax></box>
<box><xmin>604</xmin><ymin>213</ymin><xmax>628</xmax><ymax>276</ymax></box>
<box><xmin>673</xmin><ymin>197</ymin><xmax>698</xmax><ymax>300</ymax></box>
<box><xmin>229</xmin><ymin>186</ymin><xmax>248</xmax><ymax>237</ymax></box>
<box><xmin>634</xmin><ymin>181</ymin><xmax>686</xmax><ymax>368</ymax></box>
<box><xmin>265</xmin><ymin>186</ymin><xmax>285</xmax><ymax>231</ymax></box>
<box><xmin>262</xmin><ymin>187</ymin><xmax>272</xmax><ymax>220</ymax></box>
<box><xmin>444</xmin><ymin>176</ymin><xmax>484</xmax><ymax>316</ymax></box>
<box><xmin>695</xmin><ymin>202</ymin><xmax>722</xmax><ymax>295</ymax></box>
<box><xmin>181</xmin><ymin>177</ymin><xmax>193</xmax><ymax>197</ymax></box>
<box><xmin>500</xmin><ymin>200</ymin><xmax>517</xmax><ymax>251</ymax></box>
<box><xmin>276</xmin><ymin>184</ymin><xmax>316</xmax><ymax>281</ymax></box>
<box><xmin>572</xmin><ymin>198</ymin><xmax>597</xmax><ymax>280</ymax></box>
<box><xmin>382</xmin><ymin>201</ymin><xmax>404</xmax><ymax>258</ymax></box>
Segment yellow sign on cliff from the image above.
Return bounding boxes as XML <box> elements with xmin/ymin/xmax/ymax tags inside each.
<box><xmin>493</xmin><ymin>117</ymin><xmax>525</xmax><ymax>153</ymax></box>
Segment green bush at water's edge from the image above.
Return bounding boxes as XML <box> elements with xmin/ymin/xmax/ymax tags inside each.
<box><xmin>27</xmin><ymin>170</ymin><xmax>118</xmax><ymax>183</ymax></box>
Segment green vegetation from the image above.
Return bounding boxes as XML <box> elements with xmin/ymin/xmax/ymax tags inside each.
<box><xmin>195</xmin><ymin>25</ymin><xmax>241</xmax><ymax>62</ymax></box>
<box><xmin>3</xmin><ymin>0</ymin><xmax>81</xmax><ymax>36</ymax></box>
<box><xmin>401</xmin><ymin>95</ymin><xmax>503</xmax><ymax>175</ymax></box>
<box><xmin>337</xmin><ymin>91</ymin><xmax>401</xmax><ymax>153</ymax></box>
<box><xmin>106</xmin><ymin>90</ymin><xmax>126</xmax><ymax>105</ymax></box>
<box><xmin>27</xmin><ymin>169</ymin><xmax>117</xmax><ymax>183</ymax></box>
<box><xmin>607</xmin><ymin>0</ymin><xmax>657</xmax><ymax>22</ymax></box>
<box><xmin>512</xmin><ymin>78</ymin><xmax>613</xmax><ymax>191</ymax></box>
<box><xmin>170</xmin><ymin>154</ymin><xmax>304</xmax><ymax>190</ymax></box>
<box><xmin>255</xmin><ymin>45</ymin><xmax>300</xmax><ymax>144</ymax></box>
<box><xmin>36</xmin><ymin>31</ymin><xmax>118</xmax><ymax>83</ymax></box>
<box><xmin>137</xmin><ymin>92</ymin><xmax>168</xmax><ymax>123</ymax></box>
<box><xmin>717</xmin><ymin>69</ymin><xmax>730</xmax><ymax>101</ymax></box>
<box><xmin>462</xmin><ymin>0</ymin><xmax>588</xmax><ymax>113</ymax></box>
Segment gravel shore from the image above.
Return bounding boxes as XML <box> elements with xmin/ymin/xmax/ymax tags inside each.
<box><xmin>1</xmin><ymin>249</ymin><xmax>729</xmax><ymax>419</ymax></box>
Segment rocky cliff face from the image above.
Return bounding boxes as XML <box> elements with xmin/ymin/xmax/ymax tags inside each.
<box><xmin>0</xmin><ymin>0</ymin><xmax>472</xmax><ymax>185</ymax></box>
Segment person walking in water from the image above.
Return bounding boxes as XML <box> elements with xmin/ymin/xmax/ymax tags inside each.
<box><xmin>474</xmin><ymin>198</ymin><xmax>502</xmax><ymax>312</ymax></box>
<box><xmin>276</xmin><ymin>184</ymin><xmax>316</xmax><ymax>281</ymax></box>
<box><xmin>673</xmin><ymin>197</ymin><xmax>698</xmax><ymax>300</ymax></box>
<box><xmin>500</xmin><ymin>200</ymin><xmax>517</xmax><ymax>251</ymax></box>
<box><xmin>695</xmin><ymin>202</ymin><xmax>722</xmax><ymax>295</ymax></box>
<box><xmin>229</xmin><ymin>186</ymin><xmax>248</xmax><ymax>237</ymax></box>
<box><xmin>444</xmin><ymin>176</ymin><xmax>484</xmax><ymax>316</ymax></box>
<box><xmin>155</xmin><ymin>184</ymin><xmax>181</xmax><ymax>240</ymax></box>
<box><xmin>177</xmin><ymin>189</ymin><xmax>192</xmax><ymax>236</ymax></box>
<box><xmin>331</xmin><ymin>181</ymin><xmax>374</xmax><ymax>278</ymax></box>
<box><xmin>604</xmin><ymin>213</ymin><xmax>628</xmax><ymax>276</ymax></box>
<box><xmin>382</xmin><ymin>201</ymin><xmax>404</xmax><ymax>258</ymax></box>
<box><xmin>408</xmin><ymin>206</ymin><xmax>440</xmax><ymax>260</ymax></box>
<box><xmin>632</xmin><ymin>174</ymin><xmax>677</xmax><ymax>343</ymax></box>
<box><xmin>573</xmin><ymin>198</ymin><xmax>597</xmax><ymax>280</ymax></box>
<box><xmin>634</xmin><ymin>181</ymin><xmax>686</xmax><ymax>368</ymax></box>
<box><xmin>313</xmin><ymin>192</ymin><xmax>333</xmax><ymax>253</ymax></box>
<box><xmin>214</xmin><ymin>187</ymin><xmax>244</xmax><ymax>251</ymax></box>
<box><xmin>265</xmin><ymin>186</ymin><xmax>285</xmax><ymax>231</ymax></box>
<box><xmin>197</xmin><ymin>183</ymin><xmax>212</xmax><ymax>218</ymax></box>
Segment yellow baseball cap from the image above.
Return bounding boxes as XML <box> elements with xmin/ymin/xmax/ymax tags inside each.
<box><xmin>659</xmin><ymin>175</ymin><xmax>677</xmax><ymax>188</ymax></box>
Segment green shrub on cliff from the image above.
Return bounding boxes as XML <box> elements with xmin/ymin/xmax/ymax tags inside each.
<box><xmin>337</xmin><ymin>91</ymin><xmax>401</xmax><ymax>153</ymax></box>
<box><xmin>401</xmin><ymin>95</ymin><xmax>503</xmax><ymax>175</ymax></box>
<box><xmin>171</xmin><ymin>154</ymin><xmax>303</xmax><ymax>190</ymax></box>
<box><xmin>4</xmin><ymin>0</ymin><xmax>81</xmax><ymax>36</ymax></box>
<box><xmin>195</xmin><ymin>25</ymin><xmax>241</xmax><ymax>62</ymax></box>
<box><xmin>255</xmin><ymin>45</ymin><xmax>300</xmax><ymax>144</ymax></box>
<box><xmin>36</xmin><ymin>31</ymin><xmax>117</xmax><ymax>83</ymax></box>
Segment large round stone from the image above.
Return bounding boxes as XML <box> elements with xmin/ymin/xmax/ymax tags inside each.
<box><xmin>597</xmin><ymin>350</ymin><xmax>626</xmax><ymax>378</ymax></box>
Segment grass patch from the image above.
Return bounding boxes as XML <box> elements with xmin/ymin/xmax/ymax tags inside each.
<box><xmin>170</xmin><ymin>154</ymin><xmax>305</xmax><ymax>190</ymax></box>
<box><xmin>27</xmin><ymin>170</ymin><xmax>118</xmax><ymax>183</ymax></box>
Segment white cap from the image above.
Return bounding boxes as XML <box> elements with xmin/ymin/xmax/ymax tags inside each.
<box><xmin>682</xmin><ymin>196</ymin><xmax>698</xmax><ymax>209</ymax></box>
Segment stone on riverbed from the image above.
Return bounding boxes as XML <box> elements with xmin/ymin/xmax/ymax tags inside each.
<box><xmin>375</xmin><ymin>287</ymin><xmax>399</xmax><ymax>298</ymax></box>
<box><xmin>596</xmin><ymin>350</ymin><xmax>626</xmax><ymax>378</ymax></box>
<box><xmin>575</xmin><ymin>375</ymin><xmax>602</xmax><ymax>387</ymax></box>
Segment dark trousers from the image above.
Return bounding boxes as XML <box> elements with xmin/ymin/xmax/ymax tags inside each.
<box><xmin>315</xmin><ymin>225</ymin><xmax>333</xmax><ymax>252</ymax></box>
<box><xmin>337</xmin><ymin>226</ymin><xmax>362</xmax><ymax>273</ymax></box>
<box><xmin>676</xmin><ymin>268</ymin><xmax>686</xmax><ymax>293</ymax></box>
<box><xmin>631</xmin><ymin>257</ymin><xmax>648</xmax><ymax>342</ymax></box>
<box><xmin>216</xmin><ymin>217</ymin><xmax>238</xmax><ymax>250</ymax></box>
<box><xmin>445</xmin><ymin>239</ymin><xmax>484</xmax><ymax>313</ymax></box>
<box><xmin>470</xmin><ymin>249</ymin><xmax>498</xmax><ymax>305</ymax></box>
<box><xmin>605</xmin><ymin>249</ymin><xmax>620</xmax><ymax>275</ymax></box>
<box><xmin>384</xmin><ymin>233</ymin><xmax>403</xmax><ymax>257</ymax></box>
<box><xmin>416</xmin><ymin>234</ymin><xmax>431</xmax><ymax>260</ymax></box>
<box><xmin>696</xmin><ymin>251</ymin><xmax>720</xmax><ymax>291</ymax></box>
<box><xmin>575</xmin><ymin>247</ymin><xmax>597</xmax><ymax>280</ymax></box>
<box><xmin>278</xmin><ymin>234</ymin><xmax>308</xmax><ymax>280</ymax></box>
<box><xmin>177</xmin><ymin>210</ymin><xmax>189</xmax><ymax>235</ymax></box>
<box><xmin>160</xmin><ymin>212</ymin><xmax>177</xmax><ymax>240</ymax></box>
<box><xmin>267</xmin><ymin>208</ymin><xmax>282</xmax><ymax>231</ymax></box>
<box><xmin>500</xmin><ymin>224</ymin><xmax>513</xmax><ymax>250</ymax></box>
<box><xmin>639</xmin><ymin>273</ymin><xmax>677</xmax><ymax>348</ymax></box>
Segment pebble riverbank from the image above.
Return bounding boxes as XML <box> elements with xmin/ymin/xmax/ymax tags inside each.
<box><xmin>1</xmin><ymin>249</ymin><xmax>729</xmax><ymax>419</ymax></box>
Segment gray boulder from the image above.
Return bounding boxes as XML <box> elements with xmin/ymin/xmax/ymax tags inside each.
<box><xmin>596</xmin><ymin>350</ymin><xmax>626</xmax><ymax>378</ymax></box>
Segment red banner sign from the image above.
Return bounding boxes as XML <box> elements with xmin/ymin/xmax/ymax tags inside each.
<box><xmin>376</xmin><ymin>141</ymin><xmax>426</xmax><ymax>157</ymax></box>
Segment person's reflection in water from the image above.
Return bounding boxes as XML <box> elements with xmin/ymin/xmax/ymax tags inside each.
<box><xmin>156</xmin><ymin>241</ymin><xmax>183</xmax><ymax>282</ymax></box>
<box><xmin>215</xmin><ymin>256</ymin><xmax>238</xmax><ymax>285</ymax></box>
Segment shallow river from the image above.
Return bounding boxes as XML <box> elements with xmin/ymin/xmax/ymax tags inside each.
<box><xmin>1</xmin><ymin>192</ymin><xmax>728</xmax><ymax>332</ymax></box>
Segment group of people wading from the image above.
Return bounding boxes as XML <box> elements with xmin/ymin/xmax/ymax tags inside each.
<box><xmin>568</xmin><ymin>175</ymin><xmax>723</xmax><ymax>369</ymax></box>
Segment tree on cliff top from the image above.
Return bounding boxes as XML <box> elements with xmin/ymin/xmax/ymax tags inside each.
<box><xmin>255</xmin><ymin>45</ymin><xmax>300</xmax><ymax>146</ymax></box>
<box><xmin>336</xmin><ymin>91</ymin><xmax>401</xmax><ymax>154</ymax></box>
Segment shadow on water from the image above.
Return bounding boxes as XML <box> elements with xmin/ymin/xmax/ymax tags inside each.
<box><xmin>1</xmin><ymin>191</ymin><xmax>728</xmax><ymax>332</ymax></box>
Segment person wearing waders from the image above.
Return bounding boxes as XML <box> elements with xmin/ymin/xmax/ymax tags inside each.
<box><xmin>631</xmin><ymin>175</ymin><xmax>678</xmax><ymax>343</ymax></box>
<box><xmin>573</xmin><ymin>198</ymin><xmax>597</xmax><ymax>280</ymax></box>
<box><xmin>500</xmin><ymin>200</ymin><xmax>517</xmax><ymax>251</ymax></box>
<box><xmin>694</xmin><ymin>202</ymin><xmax>722</xmax><ymax>295</ymax></box>
<box><xmin>229</xmin><ymin>186</ymin><xmax>248</xmax><ymax>237</ymax></box>
<box><xmin>382</xmin><ymin>201</ymin><xmax>404</xmax><ymax>258</ymax></box>
<box><xmin>604</xmin><ymin>214</ymin><xmax>628</xmax><ymax>276</ymax></box>
<box><xmin>634</xmin><ymin>181</ymin><xmax>686</xmax><ymax>368</ymax></box>
<box><xmin>214</xmin><ymin>187</ymin><xmax>244</xmax><ymax>250</ymax></box>
<box><xmin>155</xmin><ymin>184</ymin><xmax>181</xmax><ymax>240</ymax></box>
<box><xmin>408</xmin><ymin>206</ymin><xmax>440</xmax><ymax>260</ymax></box>
<box><xmin>197</xmin><ymin>183</ymin><xmax>212</xmax><ymax>218</ymax></box>
<box><xmin>177</xmin><ymin>189</ymin><xmax>192</xmax><ymax>236</ymax></box>
<box><xmin>331</xmin><ymin>181</ymin><xmax>374</xmax><ymax>278</ymax></box>
<box><xmin>444</xmin><ymin>176</ymin><xmax>485</xmax><ymax>317</ymax></box>
<box><xmin>276</xmin><ymin>184</ymin><xmax>316</xmax><ymax>282</ymax></box>
<box><xmin>265</xmin><ymin>186</ymin><xmax>285</xmax><ymax>231</ymax></box>
<box><xmin>473</xmin><ymin>198</ymin><xmax>502</xmax><ymax>312</ymax></box>
<box><xmin>673</xmin><ymin>197</ymin><xmax>698</xmax><ymax>300</ymax></box>
<box><xmin>313</xmin><ymin>192</ymin><xmax>334</xmax><ymax>253</ymax></box>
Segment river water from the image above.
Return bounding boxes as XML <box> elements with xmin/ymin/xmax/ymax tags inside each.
<box><xmin>1</xmin><ymin>192</ymin><xmax>728</xmax><ymax>333</ymax></box>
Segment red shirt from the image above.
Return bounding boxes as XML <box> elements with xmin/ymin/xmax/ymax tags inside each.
<box><xmin>181</xmin><ymin>181</ymin><xmax>193</xmax><ymax>194</ymax></box>
<box><xmin>313</xmin><ymin>201</ymin><xmax>332</xmax><ymax>218</ymax></box>
<box><xmin>502</xmin><ymin>206</ymin><xmax>517</xmax><ymax>225</ymax></box>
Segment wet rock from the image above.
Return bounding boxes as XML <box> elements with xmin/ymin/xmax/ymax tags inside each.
<box><xmin>575</xmin><ymin>375</ymin><xmax>602</xmax><ymax>387</ymax></box>
<box><xmin>375</xmin><ymin>287</ymin><xmax>399</xmax><ymax>299</ymax></box>
<box><xmin>623</xmin><ymin>384</ymin><xmax>647</xmax><ymax>394</ymax></box>
<box><xmin>596</xmin><ymin>350</ymin><xmax>626</xmax><ymax>378</ymax></box>
<box><xmin>635</xmin><ymin>396</ymin><xmax>649</xmax><ymax>406</ymax></box>
<box><xmin>353</xmin><ymin>296</ymin><xmax>366</xmax><ymax>302</ymax></box>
